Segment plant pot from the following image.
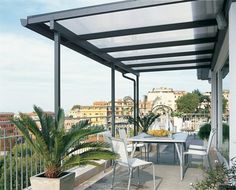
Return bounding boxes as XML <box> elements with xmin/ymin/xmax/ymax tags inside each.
<box><xmin>218</xmin><ymin>185</ymin><xmax>236</xmax><ymax>190</ymax></box>
<box><xmin>30</xmin><ymin>171</ymin><xmax>75</xmax><ymax>190</ymax></box>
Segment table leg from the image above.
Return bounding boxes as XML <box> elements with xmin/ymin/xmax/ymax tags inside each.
<box><xmin>175</xmin><ymin>143</ymin><xmax>184</xmax><ymax>180</ymax></box>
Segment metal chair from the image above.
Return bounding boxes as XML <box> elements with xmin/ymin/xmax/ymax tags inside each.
<box><xmin>110</xmin><ymin>138</ymin><xmax>155</xmax><ymax>190</ymax></box>
<box><xmin>118</xmin><ymin>128</ymin><xmax>146</xmax><ymax>155</ymax></box>
<box><xmin>103</xmin><ymin>130</ymin><xmax>113</xmax><ymax>172</ymax></box>
<box><xmin>184</xmin><ymin>129</ymin><xmax>216</xmax><ymax>171</ymax></box>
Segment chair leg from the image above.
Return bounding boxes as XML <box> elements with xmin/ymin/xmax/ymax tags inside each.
<box><xmin>128</xmin><ymin>168</ymin><xmax>133</xmax><ymax>190</ymax></box>
<box><xmin>137</xmin><ymin>166</ymin><xmax>140</xmax><ymax>185</ymax></box>
<box><xmin>207</xmin><ymin>155</ymin><xmax>211</xmax><ymax>170</ymax></box>
<box><xmin>152</xmin><ymin>163</ymin><xmax>156</xmax><ymax>190</ymax></box>
<box><xmin>141</xmin><ymin>146</ymin><xmax>143</xmax><ymax>159</ymax></box>
<box><xmin>111</xmin><ymin>163</ymin><xmax>117</xmax><ymax>189</ymax></box>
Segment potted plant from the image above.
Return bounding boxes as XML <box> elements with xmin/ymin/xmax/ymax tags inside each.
<box><xmin>127</xmin><ymin>112</ymin><xmax>160</xmax><ymax>133</ymax></box>
<box><xmin>193</xmin><ymin>157</ymin><xmax>236</xmax><ymax>190</ymax></box>
<box><xmin>12</xmin><ymin>105</ymin><xmax>117</xmax><ymax>190</ymax></box>
<box><xmin>198</xmin><ymin>123</ymin><xmax>229</xmax><ymax>147</ymax></box>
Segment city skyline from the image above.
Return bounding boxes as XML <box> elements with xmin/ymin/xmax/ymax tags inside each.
<box><xmin>0</xmin><ymin>0</ymin><xmax>228</xmax><ymax>113</ymax></box>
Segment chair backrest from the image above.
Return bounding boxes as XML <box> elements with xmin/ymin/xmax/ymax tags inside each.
<box><xmin>118</xmin><ymin>128</ymin><xmax>128</xmax><ymax>144</ymax></box>
<box><xmin>206</xmin><ymin>129</ymin><xmax>216</xmax><ymax>154</ymax></box>
<box><xmin>103</xmin><ymin>130</ymin><xmax>112</xmax><ymax>144</ymax></box>
<box><xmin>110</xmin><ymin>138</ymin><xmax>129</xmax><ymax>164</ymax></box>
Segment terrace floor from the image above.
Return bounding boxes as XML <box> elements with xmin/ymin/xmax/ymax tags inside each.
<box><xmin>76</xmin><ymin>135</ymin><xmax>205</xmax><ymax>190</ymax></box>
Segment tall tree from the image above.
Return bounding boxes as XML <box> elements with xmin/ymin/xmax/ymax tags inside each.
<box><xmin>176</xmin><ymin>93</ymin><xmax>200</xmax><ymax>113</ymax></box>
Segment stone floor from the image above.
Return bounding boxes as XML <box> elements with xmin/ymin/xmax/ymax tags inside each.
<box><xmin>76</xmin><ymin>135</ymin><xmax>205</xmax><ymax>190</ymax></box>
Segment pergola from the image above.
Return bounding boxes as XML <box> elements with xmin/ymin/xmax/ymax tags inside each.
<box><xmin>21</xmin><ymin>0</ymin><xmax>236</xmax><ymax>162</ymax></box>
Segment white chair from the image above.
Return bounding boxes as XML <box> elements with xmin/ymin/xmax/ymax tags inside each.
<box><xmin>110</xmin><ymin>138</ymin><xmax>156</xmax><ymax>190</ymax></box>
<box><xmin>188</xmin><ymin>129</ymin><xmax>216</xmax><ymax>151</ymax></box>
<box><xmin>103</xmin><ymin>130</ymin><xmax>113</xmax><ymax>172</ymax></box>
<box><xmin>103</xmin><ymin>130</ymin><xmax>112</xmax><ymax>144</ymax></box>
<box><xmin>118</xmin><ymin>128</ymin><xmax>146</xmax><ymax>155</ymax></box>
<box><xmin>184</xmin><ymin>129</ymin><xmax>216</xmax><ymax>171</ymax></box>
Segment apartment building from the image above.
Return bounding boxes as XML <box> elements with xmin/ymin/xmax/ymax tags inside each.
<box><xmin>147</xmin><ymin>87</ymin><xmax>186</xmax><ymax>111</ymax></box>
<box><xmin>0</xmin><ymin>112</ymin><xmax>15</xmax><ymax>135</ymax></box>
<box><xmin>68</xmin><ymin>101</ymin><xmax>108</xmax><ymax>125</ymax></box>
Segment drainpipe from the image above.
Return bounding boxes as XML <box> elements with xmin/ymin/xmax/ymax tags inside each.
<box><xmin>122</xmin><ymin>73</ymin><xmax>137</xmax><ymax>136</ymax></box>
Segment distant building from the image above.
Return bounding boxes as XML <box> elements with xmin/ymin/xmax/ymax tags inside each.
<box><xmin>68</xmin><ymin>101</ymin><xmax>108</xmax><ymax>126</ymax></box>
<box><xmin>0</xmin><ymin>112</ymin><xmax>15</xmax><ymax>151</ymax></box>
<box><xmin>0</xmin><ymin>112</ymin><xmax>15</xmax><ymax>135</ymax></box>
<box><xmin>147</xmin><ymin>87</ymin><xmax>186</xmax><ymax>111</ymax></box>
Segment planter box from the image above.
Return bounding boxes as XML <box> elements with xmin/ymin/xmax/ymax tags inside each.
<box><xmin>218</xmin><ymin>185</ymin><xmax>236</xmax><ymax>190</ymax></box>
<box><xmin>30</xmin><ymin>172</ymin><xmax>75</xmax><ymax>190</ymax></box>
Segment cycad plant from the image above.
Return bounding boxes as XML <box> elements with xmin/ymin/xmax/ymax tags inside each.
<box><xmin>12</xmin><ymin>105</ymin><xmax>117</xmax><ymax>178</ymax></box>
<box><xmin>128</xmin><ymin>112</ymin><xmax>160</xmax><ymax>133</ymax></box>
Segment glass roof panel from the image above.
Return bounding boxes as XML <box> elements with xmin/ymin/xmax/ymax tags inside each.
<box><xmin>89</xmin><ymin>26</ymin><xmax>217</xmax><ymax>48</ymax></box>
<box><xmin>109</xmin><ymin>43</ymin><xmax>214</xmax><ymax>58</ymax></box>
<box><xmin>58</xmin><ymin>1</ymin><xmax>222</xmax><ymax>35</ymax></box>
<box><xmin>132</xmin><ymin>62</ymin><xmax>210</xmax><ymax>70</ymax></box>
<box><xmin>122</xmin><ymin>54</ymin><xmax>212</xmax><ymax>65</ymax></box>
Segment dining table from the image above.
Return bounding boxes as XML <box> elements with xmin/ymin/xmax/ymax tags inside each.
<box><xmin>127</xmin><ymin>132</ymin><xmax>189</xmax><ymax>180</ymax></box>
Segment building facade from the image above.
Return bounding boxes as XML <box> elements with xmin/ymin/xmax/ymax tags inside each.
<box><xmin>147</xmin><ymin>87</ymin><xmax>186</xmax><ymax>111</ymax></box>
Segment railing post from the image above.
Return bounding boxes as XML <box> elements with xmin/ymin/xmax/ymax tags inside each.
<box><xmin>4</xmin><ymin>129</ymin><xmax>7</xmax><ymax>190</ymax></box>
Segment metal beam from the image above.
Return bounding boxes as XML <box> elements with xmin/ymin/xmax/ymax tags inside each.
<box><xmin>54</xmin><ymin>32</ymin><xmax>61</xmax><ymax>119</ymax></box>
<box><xmin>101</xmin><ymin>37</ymin><xmax>216</xmax><ymax>52</ymax></box>
<box><xmin>26</xmin><ymin>0</ymin><xmax>189</xmax><ymax>24</ymax></box>
<box><xmin>21</xmin><ymin>20</ymin><xmax>136</xmax><ymax>75</ymax></box>
<box><xmin>79</xmin><ymin>19</ymin><xmax>217</xmax><ymax>40</ymax></box>
<box><xmin>211</xmin><ymin>29</ymin><xmax>228</xmax><ymax>69</ymax></box>
<box><xmin>50</xmin><ymin>21</ymin><xmax>138</xmax><ymax>75</ymax></box>
<box><xmin>117</xmin><ymin>49</ymin><xmax>213</xmax><ymax>61</ymax></box>
<box><xmin>135</xmin><ymin>65</ymin><xmax>210</xmax><ymax>72</ymax></box>
<box><xmin>126</xmin><ymin>58</ymin><xmax>211</xmax><ymax>68</ymax></box>
<box><xmin>111</xmin><ymin>64</ymin><xmax>115</xmax><ymax>137</ymax></box>
<box><xmin>136</xmin><ymin>75</ymin><xmax>139</xmax><ymax>134</ymax></box>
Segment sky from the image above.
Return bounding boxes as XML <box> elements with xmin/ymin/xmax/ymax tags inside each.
<box><xmin>0</xmin><ymin>0</ymin><xmax>215</xmax><ymax>113</ymax></box>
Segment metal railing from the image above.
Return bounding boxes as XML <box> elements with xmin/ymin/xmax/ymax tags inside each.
<box><xmin>0</xmin><ymin>129</ymin><xmax>44</xmax><ymax>190</ymax></box>
<box><xmin>0</xmin><ymin>116</ymin><xmax>133</xmax><ymax>190</ymax></box>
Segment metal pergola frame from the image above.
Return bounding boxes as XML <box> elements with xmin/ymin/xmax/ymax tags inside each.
<box><xmin>21</xmin><ymin>0</ymin><xmax>230</xmax><ymax>136</ymax></box>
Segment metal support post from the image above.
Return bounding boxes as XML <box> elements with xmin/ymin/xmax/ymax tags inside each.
<box><xmin>136</xmin><ymin>75</ymin><xmax>140</xmax><ymax>133</ymax></box>
<box><xmin>111</xmin><ymin>64</ymin><xmax>116</xmax><ymax>137</ymax></box>
<box><xmin>54</xmin><ymin>31</ymin><xmax>61</xmax><ymax>119</ymax></box>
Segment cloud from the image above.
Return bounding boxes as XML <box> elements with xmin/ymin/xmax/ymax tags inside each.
<box><xmin>0</xmin><ymin>32</ymin><xmax>212</xmax><ymax>113</ymax></box>
<box><xmin>0</xmin><ymin>33</ymin><xmax>133</xmax><ymax>112</ymax></box>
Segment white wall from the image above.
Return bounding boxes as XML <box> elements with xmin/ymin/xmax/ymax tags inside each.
<box><xmin>229</xmin><ymin>2</ymin><xmax>236</xmax><ymax>161</ymax></box>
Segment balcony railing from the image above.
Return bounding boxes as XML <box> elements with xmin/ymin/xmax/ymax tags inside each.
<box><xmin>0</xmin><ymin>116</ymin><xmax>133</xmax><ymax>190</ymax></box>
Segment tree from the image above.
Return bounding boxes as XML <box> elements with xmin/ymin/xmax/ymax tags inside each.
<box><xmin>222</xmin><ymin>96</ymin><xmax>228</xmax><ymax>114</ymax></box>
<box><xmin>176</xmin><ymin>93</ymin><xmax>200</xmax><ymax>113</ymax></box>
<box><xmin>71</xmin><ymin>105</ymin><xmax>81</xmax><ymax>110</ymax></box>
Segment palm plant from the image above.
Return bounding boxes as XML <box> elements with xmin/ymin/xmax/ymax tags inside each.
<box><xmin>128</xmin><ymin>112</ymin><xmax>160</xmax><ymax>133</ymax></box>
<box><xmin>12</xmin><ymin>105</ymin><xmax>117</xmax><ymax>178</ymax></box>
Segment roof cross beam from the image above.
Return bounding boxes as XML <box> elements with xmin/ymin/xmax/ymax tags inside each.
<box><xmin>117</xmin><ymin>49</ymin><xmax>213</xmax><ymax>61</ymax></box>
<box><xmin>135</xmin><ymin>65</ymin><xmax>211</xmax><ymax>72</ymax></box>
<box><xmin>101</xmin><ymin>37</ymin><xmax>216</xmax><ymax>52</ymax></box>
<box><xmin>126</xmin><ymin>58</ymin><xmax>211</xmax><ymax>68</ymax></box>
<box><xmin>79</xmin><ymin>19</ymin><xmax>217</xmax><ymax>40</ymax></box>
<box><xmin>49</xmin><ymin>21</ymin><xmax>138</xmax><ymax>75</ymax></box>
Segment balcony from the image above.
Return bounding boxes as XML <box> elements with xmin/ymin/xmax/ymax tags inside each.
<box><xmin>0</xmin><ymin>126</ymin><xmax>207</xmax><ymax>190</ymax></box>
